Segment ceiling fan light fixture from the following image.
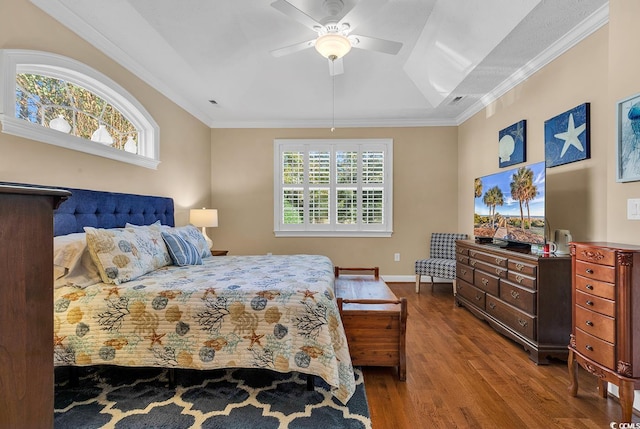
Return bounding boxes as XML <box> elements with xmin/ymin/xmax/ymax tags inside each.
<box><xmin>315</xmin><ymin>33</ymin><xmax>351</xmax><ymax>59</ymax></box>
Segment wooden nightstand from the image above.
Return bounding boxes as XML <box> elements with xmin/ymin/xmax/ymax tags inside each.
<box><xmin>211</xmin><ymin>250</ymin><xmax>228</xmax><ymax>256</ymax></box>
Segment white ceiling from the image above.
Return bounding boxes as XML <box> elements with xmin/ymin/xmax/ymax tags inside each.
<box><xmin>31</xmin><ymin>0</ymin><xmax>608</xmax><ymax>128</ymax></box>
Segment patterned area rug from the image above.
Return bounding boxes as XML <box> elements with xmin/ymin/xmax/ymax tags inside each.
<box><xmin>54</xmin><ymin>366</ymin><xmax>371</xmax><ymax>429</ymax></box>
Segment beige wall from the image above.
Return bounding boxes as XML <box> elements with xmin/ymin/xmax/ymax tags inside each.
<box><xmin>458</xmin><ymin>26</ymin><xmax>610</xmax><ymax>243</ymax></box>
<box><xmin>607</xmin><ymin>0</ymin><xmax>640</xmax><ymax>241</ymax></box>
<box><xmin>211</xmin><ymin>127</ymin><xmax>458</xmax><ymax>275</ymax></box>
<box><xmin>0</xmin><ymin>0</ymin><xmax>212</xmax><ymax>225</ymax></box>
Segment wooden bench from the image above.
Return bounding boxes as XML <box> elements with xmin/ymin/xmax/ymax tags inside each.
<box><xmin>334</xmin><ymin>267</ymin><xmax>407</xmax><ymax>381</ymax></box>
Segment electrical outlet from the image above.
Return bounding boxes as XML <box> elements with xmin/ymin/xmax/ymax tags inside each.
<box><xmin>628</xmin><ymin>199</ymin><xmax>640</xmax><ymax>220</ymax></box>
<box><xmin>394</xmin><ymin>253</ymin><xmax>400</xmax><ymax>262</ymax></box>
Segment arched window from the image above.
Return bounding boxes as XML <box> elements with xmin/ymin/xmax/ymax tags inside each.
<box><xmin>0</xmin><ymin>50</ymin><xmax>159</xmax><ymax>169</ymax></box>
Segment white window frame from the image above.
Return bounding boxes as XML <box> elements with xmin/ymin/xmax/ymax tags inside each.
<box><xmin>274</xmin><ymin>138</ymin><xmax>393</xmax><ymax>237</ymax></box>
<box><xmin>0</xmin><ymin>49</ymin><xmax>160</xmax><ymax>169</ymax></box>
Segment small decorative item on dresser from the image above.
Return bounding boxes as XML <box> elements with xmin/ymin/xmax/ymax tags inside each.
<box><xmin>567</xmin><ymin>242</ymin><xmax>640</xmax><ymax>423</ymax></box>
<box><xmin>189</xmin><ymin>208</ymin><xmax>218</xmax><ymax>250</ymax></box>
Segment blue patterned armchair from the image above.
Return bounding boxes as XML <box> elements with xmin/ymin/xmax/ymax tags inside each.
<box><xmin>415</xmin><ymin>232</ymin><xmax>468</xmax><ymax>293</ymax></box>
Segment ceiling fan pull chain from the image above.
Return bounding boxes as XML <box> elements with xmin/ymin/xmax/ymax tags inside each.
<box><xmin>331</xmin><ymin>56</ymin><xmax>336</xmax><ymax>132</ymax></box>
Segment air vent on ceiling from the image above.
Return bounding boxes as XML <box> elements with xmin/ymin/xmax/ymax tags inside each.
<box><xmin>208</xmin><ymin>99</ymin><xmax>218</xmax><ymax>105</ymax></box>
<box><xmin>449</xmin><ymin>96</ymin><xmax>464</xmax><ymax>105</ymax></box>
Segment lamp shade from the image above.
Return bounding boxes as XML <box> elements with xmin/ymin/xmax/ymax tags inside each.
<box><xmin>189</xmin><ymin>208</ymin><xmax>218</xmax><ymax>227</ymax></box>
<box><xmin>315</xmin><ymin>33</ymin><xmax>351</xmax><ymax>59</ymax></box>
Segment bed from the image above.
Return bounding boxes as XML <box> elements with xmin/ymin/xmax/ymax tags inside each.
<box><xmin>51</xmin><ymin>187</ymin><xmax>356</xmax><ymax>404</ymax></box>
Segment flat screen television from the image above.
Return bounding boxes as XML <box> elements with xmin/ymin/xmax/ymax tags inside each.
<box><xmin>474</xmin><ymin>161</ymin><xmax>546</xmax><ymax>248</ymax></box>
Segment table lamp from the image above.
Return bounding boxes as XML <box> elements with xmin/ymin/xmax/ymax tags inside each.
<box><xmin>189</xmin><ymin>208</ymin><xmax>218</xmax><ymax>249</ymax></box>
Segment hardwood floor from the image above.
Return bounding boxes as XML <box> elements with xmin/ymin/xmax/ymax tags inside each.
<box><xmin>362</xmin><ymin>283</ymin><xmax>640</xmax><ymax>428</ymax></box>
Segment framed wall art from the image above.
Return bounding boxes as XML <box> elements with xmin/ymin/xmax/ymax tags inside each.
<box><xmin>544</xmin><ymin>103</ymin><xmax>590</xmax><ymax>168</ymax></box>
<box><xmin>616</xmin><ymin>92</ymin><xmax>640</xmax><ymax>182</ymax></box>
<box><xmin>498</xmin><ymin>119</ymin><xmax>526</xmax><ymax>168</ymax></box>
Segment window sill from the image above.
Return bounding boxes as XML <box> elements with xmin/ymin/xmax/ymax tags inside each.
<box><xmin>1</xmin><ymin>116</ymin><xmax>160</xmax><ymax>169</ymax></box>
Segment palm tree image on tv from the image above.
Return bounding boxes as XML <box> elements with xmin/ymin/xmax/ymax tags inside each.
<box><xmin>474</xmin><ymin>162</ymin><xmax>546</xmax><ymax>245</ymax></box>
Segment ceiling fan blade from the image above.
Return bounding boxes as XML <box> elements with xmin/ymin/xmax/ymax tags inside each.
<box><xmin>339</xmin><ymin>0</ymin><xmax>388</xmax><ymax>32</ymax></box>
<box><xmin>328</xmin><ymin>57</ymin><xmax>344</xmax><ymax>76</ymax></box>
<box><xmin>350</xmin><ymin>35</ymin><xmax>402</xmax><ymax>55</ymax></box>
<box><xmin>271</xmin><ymin>0</ymin><xmax>322</xmax><ymax>32</ymax></box>
<box><xmin>270</xmin><ymin>39</ymin><xmax>316</xmax><ymax>57</ymax></box>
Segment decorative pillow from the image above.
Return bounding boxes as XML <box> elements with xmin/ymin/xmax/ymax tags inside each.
<box><xmin>84</xmin><ymin>226</ymin><xmax>171</xmax><ymax>284</ymax></box>
<box><xmin>53</xmin><ymin>233</ymin><xmax>102</xmax><ymax>288</ymax></box>
<box><xmin>161</xmin><ymin>231</ymin><xmax>202</xmax><ymax>266</ymax></box>
<box><xmin>173</xmin><ymin>225</ymin><xmax>211</xmax><ymax>259</ymax></box>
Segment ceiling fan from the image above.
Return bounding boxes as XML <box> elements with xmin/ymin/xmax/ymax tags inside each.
<box><xmin>270</xmin><ymin>0</ymin><xmax>403</xmax><ymax>76</ymax></box>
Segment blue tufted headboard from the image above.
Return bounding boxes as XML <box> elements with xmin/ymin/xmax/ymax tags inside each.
<box><xmin>52</xmin><ymin>187</ymin><xmax>175</xmax><ymax>236</ymax></box>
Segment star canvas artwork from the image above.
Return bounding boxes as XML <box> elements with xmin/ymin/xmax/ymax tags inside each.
<box><xmin>544</xmin><ymin>103</ymin><xmax>590</xmax><ymax>167</ymax></box>
<box><xmin>498</xmin><ymin>120</ymin><xmax>526</xmax><ymax>168</ymax></box>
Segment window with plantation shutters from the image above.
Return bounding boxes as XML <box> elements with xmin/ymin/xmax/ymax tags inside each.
<box><xmin>274</xmin><ymin>139</ymin><xmax>393</xmax><ymax>237</ymax></box>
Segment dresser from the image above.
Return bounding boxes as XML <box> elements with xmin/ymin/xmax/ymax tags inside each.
<box><xmin>455</xmin><ymin>240</ymin><xmax>572</xmax><ymax>364</ymax></box>
<box><xmin>568</xmin><ymin>242</ymin><xmax>640</xmax><ymax>423</ymax></box>
<box><xmin>0</xmin><ymin>184</ymin><xmax>69</xmax><ymax>429</ymax></box>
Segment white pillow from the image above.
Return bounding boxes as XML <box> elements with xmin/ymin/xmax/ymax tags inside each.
<box><xmin>53</xmin><ymin>233</ymin><xmax>102</xmax><ymax>288</ymax></box>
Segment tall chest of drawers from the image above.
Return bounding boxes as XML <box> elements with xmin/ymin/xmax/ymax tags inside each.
<box><xmin>568</xmin><ymin>242</ymin><xmax>640</xmax><ymax>423</ymax></box>
<box><xmin>0</xmin><ymin>185</ymin><xmax>69</xmax><ymax>429</ymax></box>
<box><xmin>455</xmin><ymin>240</ymin><xmax>572</xmax><ymax>364</ymax></box>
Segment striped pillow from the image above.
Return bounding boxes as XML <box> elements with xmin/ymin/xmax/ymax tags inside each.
<box><xmin>161</xmin><ymin>231</ymin><xmax>203</xmax><ymax>266</ymax></box>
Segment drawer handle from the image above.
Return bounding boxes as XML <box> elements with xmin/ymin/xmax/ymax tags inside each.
<box><xmin>461</xmin><ymin>269</ymin><xmax>467</xmax><ymax>276</ymax></box>
<box><xmin>586</xmin><ymin>284</ymin><xmax>594</xmax><ymax>290</ymax></box>
<box><xmin>518</xmin><ymin>318</ymin><xmax>528</xmax><ymax>327</ymax></box>
<box><xmin>586</xmin><ymin>300</ymin><xmax>594</xmax><ymax>306</ymax></box>
<box><xmin>495</xmin><ymin>268</ymin><xmax>502</xmax><ymax>276</ymax></box>
<box><xmin>510</xmin><ymin>290</ymin><xmax>520</xmax><ymax>299</ymax></box>
<box><xmin>585</xmin><ymin>320</ymin><xmax>594</xmax><ymax>327</ymax></box>
<box><xmin>515</xmin><ymin>275</ymin><xmax>524</xmax><ymax>284</ymax></box>
<box><xmin>488</xmin><ymin>302</ymin><xmax>496</xmax><ymax>309</ymax></box>
<box><xmin>585</xmin><ymin>345</ymin><xmax>594</xmax><ymax>352</ymax></box>
<box><xmin>586</xmin><ymin>268</ymin><xmax>594</xmax><ymax>274</ymax></box>
<box><xmin>515</xmin><ymin>263</ymin><xmax>525</xmax><ymax>272</ymax></box>
<box><xmin>475</xmin><ymin>295</ymin><xmax>482</xmax><ymax>301</ymax></box>
<box><xmin>482</xmin><ymin>278</ymin><xmax>489</xmax><ymax>286</ymax></box>
<box><xmin>471</xmin><ymin>260</ymin><xmax>477</xmax><ymax>267</ymax></box>
<box><xmin>495</xmin><ymin>258</ymin><xmax>501</xmax><ymax>265</ymax></box>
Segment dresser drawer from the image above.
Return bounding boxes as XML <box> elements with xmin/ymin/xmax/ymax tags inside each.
<box><xmin>470</xmin><ymin>259</ymin><xmax>508</xmax><ymax>278</ymax></box>
<box><xmin>468</xmin><ymin>249</ymin><xmax>508</xmax><ymax>267</ymax></box>
<box><xmin>575</xmin><ymin>328</ymin><xmax>615</xmax><ymax>369</ymax></box>
<box><xmin>456</xmin><ymin>254</ymin><xmax>469</xmax><ymax>265</ymax></box>
<box><xmin>500</xmin><ymin>280</ymin><xmax>536</xmax><ymax>314</ymax></box>
<box><xmin>575</xmin><ymin>305</ymin><xmax>615</xmax><ymax>343</ymax></box>
<box><xmin>456</xmin><ymin>245</ymin><xmax>469</xmax><ymax>256</ymax></box>
<box><xmin>457</xmin><ymin>279</ymin><xmax>485</xmax><ymax>309</ymax></box>
<box><xmin>506</xmin><ymin>271</ymin><xmax>536</xmax><ymax>290</ymax></box>
<box><xmin>575</xmin><ymin>275</ymin><xmax>615</xmax><ymax>300</ymax></box>
<box><xmin>575</xmin><ymin>289</ymin><xmax>615</xmax><ymax>317</ymax></box>
<box><xmin>473</xmin><ymin>270</ymin><xmax>499</xmax><ymax>296</ymax></box>
<box><xmin>575</xmin><ymin>260</ymin><xmax>616</xmax><ymax>283</ymax></box>
<box><xmin>508</xmin><ymin>259</ymin><xmax>537</xmax><ymax>277</ymax></box>
<box><xmin>486</xmin><ymin>295</ymin><xmax>535</xmax><ymax>340</ymax></box>
<box><xmin>456</xmin><ymin>263</ymin><xmax>474</xmax><ymax>284</ymax></box>
<box><xmin>575</xmin><ymin>245</ymin><xmax>617</xmax><ymax>266</ymax></box>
